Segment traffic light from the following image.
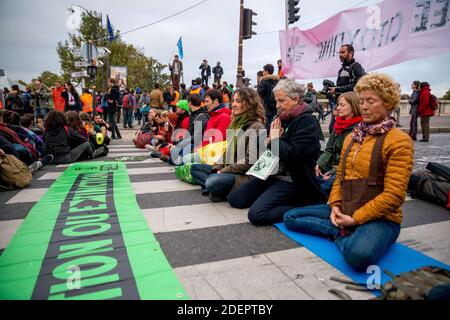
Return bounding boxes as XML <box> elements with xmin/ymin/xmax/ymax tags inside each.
<box><xmin>288</xmin><ymin>0</ymin><xmax>300</xmax><ymax>25</ymax></box>
<box><xmin>243</xmin><ymin>8</ymin><xmax>257</xmax><ymax>40</ymax></box>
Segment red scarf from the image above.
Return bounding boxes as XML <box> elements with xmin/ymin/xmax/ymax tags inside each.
<box><xmin>333</xmin><ymin>116</ymin><xmax>362</xmax><ymax>135</ymax></box>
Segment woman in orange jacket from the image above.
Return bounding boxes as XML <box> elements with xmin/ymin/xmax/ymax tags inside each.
<box><xmin>283</xmin><ymin>73</ymin><xmax>414</xmax><ymax>271</ymax></box>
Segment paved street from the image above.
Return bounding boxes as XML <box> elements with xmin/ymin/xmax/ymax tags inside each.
<box><xmin>0</xmin><ymin>128</ymin><xmax>448</xmax><ymax>300</ymax></box>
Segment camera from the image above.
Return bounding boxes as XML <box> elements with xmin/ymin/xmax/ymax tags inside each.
<box><xmin>321</xmin><ymin>79</ymin><xmax>335</xmax><ymax>95</ymax></box>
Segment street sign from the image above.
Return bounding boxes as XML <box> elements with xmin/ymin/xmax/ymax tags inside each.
<box><xmin>71</xmin><ymin>70</ymin><xmax>89</xmax><ymax>78</ymax></box>
<box><xmin>74</xmin><ymin>61</ymin><xmax>89</xmax><ymax>68</ymax></box>
<box><xmin>72</xmin><ymin>48</ymin><xmax>82</xmax><ymax>58</ymax></box>
<box><xmin>81</xmin><ymin>42</ymin><xmax>98</xmax><ymax>61</ymax></box>
<box><xmin>98</xmin><ymin>47</ymin><xmax>111</xmax><ymax>58</ymax></box>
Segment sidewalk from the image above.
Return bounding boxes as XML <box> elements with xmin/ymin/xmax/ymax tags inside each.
<box><xmin>320</xmin><ymin>115</ymin><xmax>450</xmax><ymax>137</ymax></box>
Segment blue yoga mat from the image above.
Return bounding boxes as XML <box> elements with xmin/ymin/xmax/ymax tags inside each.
<box><xmin>275</xmin><ymin>223</ymin><xmax>450</xmax><ymax>295</ymax></box>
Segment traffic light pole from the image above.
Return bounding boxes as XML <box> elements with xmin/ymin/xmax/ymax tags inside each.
<box><xmin>236</xmin><ymin>0</ymin><xmax>244</xmax><ymax>89</ymax></box>
<box><xmin>285</xmin><ymin>0</ymin><xmax>289</xmax><ymax>30</ymax></box>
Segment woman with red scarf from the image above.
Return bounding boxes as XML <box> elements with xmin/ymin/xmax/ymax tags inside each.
<box><xmin>315</xmin><ymin>92</ymin><xmax>362</xmax><ymax>195</ymax></box>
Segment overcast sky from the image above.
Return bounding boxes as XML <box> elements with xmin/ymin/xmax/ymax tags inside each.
<box><xmin>1</xmin><ymin>0</ymin><xmax>449</xmax><ymax>95</ymax></box>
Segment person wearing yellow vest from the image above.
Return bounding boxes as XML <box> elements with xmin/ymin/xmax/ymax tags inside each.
<box><xmin>169</xmin><ymin>87</ymin><xmax>181</xmax><ymax>112</ymax></box>
<box><xmin>81</xmin><ymin>89</ymin><xmax>93</xmax><ymax>114</ymax></box>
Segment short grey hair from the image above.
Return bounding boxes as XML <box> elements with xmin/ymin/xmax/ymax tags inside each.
<box><xmin>273</xmin><ymin>79</ymin><xmax>306</xmax><ymax>101</ymax></box>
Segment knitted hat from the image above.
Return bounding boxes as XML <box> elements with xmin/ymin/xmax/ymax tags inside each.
<box><xmin>176</xmin><ymin>100</ymin><xmax>190</xmax><ymax>113</ymax></box>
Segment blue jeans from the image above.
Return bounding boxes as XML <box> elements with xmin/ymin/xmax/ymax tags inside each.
<box><xmin>190</xmin><ymin>164</ymin><xmax>236</xmax><ymax>197</ymax></box>
<box><xmin>317</xmin><ymin>174</ymin><xmax>336</xmax><ymax>196</ymax></box>
<box><xmin>283</xmin><ymin>204</ymin><xmax>401</xmax><ymax>271</ymax></box>
<box><xmin>205</xmin><ymin>173</ymin><xmax>236</xmax><ymax>198</ymax></box>
<box><xmin>123</xmin><ymin>108</ymin><xmax>133</xmax><ymax>128</ymax></box>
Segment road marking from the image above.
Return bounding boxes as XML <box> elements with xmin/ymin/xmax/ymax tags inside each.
<box><xmin>39</xmin><ymin>167</ymin><xmax>175</xmax><ymax>180</ymax></box>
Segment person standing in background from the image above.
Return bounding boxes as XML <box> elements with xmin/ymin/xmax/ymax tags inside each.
<box><xmin>199</xmin><ymin>59</ymin><xmax>211</xmax><ymax>86</ymax></box>
<box><xmin>169</xmin><ymin>55</ymin><xmax>183</xmax><ymax>91</ymax></box>
<box><xmin>52</xmin><ymin>81</ymin><xmax>65</xmax><ymax>112</ymax></box>
<box><xmin>408</xmin><ymin>80</ymin><xmax>421</xmax><ymax>141</ymax></box>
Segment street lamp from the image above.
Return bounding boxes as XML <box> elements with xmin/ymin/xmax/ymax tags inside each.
<box><xmin>67</xmin><ymin>4</ymin><xmax>101</xmax><ymax>21</ymax></box>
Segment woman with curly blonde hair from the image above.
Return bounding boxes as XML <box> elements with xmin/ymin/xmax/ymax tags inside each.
<box><xmin>284</xmin><ymin>73</ymin><xmax>414</xmax><ymax>271</ymax></box>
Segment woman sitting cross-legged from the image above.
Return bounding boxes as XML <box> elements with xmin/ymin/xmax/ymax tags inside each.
<box><xmin>227</xmin><ymin>79</ymin><xmax>328</xmax><ymax>226</ymax></box>
<box><xmin>190</xmin><ymin>87</ymin><xmax>266</xmax><ymax>202</ymax></box>
<box><xmin>283</xmin><ymin>73</ymin><xmax>414</xmax><ymax>271</ymax></box>
<box><xmin>315</xmin><ymin>92</ymin><xmax>362</xmax><ymax>195</ymax></box>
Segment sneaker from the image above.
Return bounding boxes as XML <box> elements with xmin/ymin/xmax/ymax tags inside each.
<box><xmin>28</xmin><ymin>161</ymin><xmax>43</xmax><ymax>175</ymax></box>
<box><xmin>102</xmin><ymin>146</ymin><xmax>109</xmax><ymax>157</ymax></box>
<box><xmin>160</xmin><ymin>155</ymin><xmax>170</xmax><ymax>162</ymax></box>
<box><xmin>145</xmin><ymin>144</ymin><xmax>156</xmax><ymax>151</ymax></box>
<box><xmin>150</xmin><ymin>151</ymin><xmax>162</xmax><ymax>158</ymax></box>
<box><xmin>41</xmin><ymin>154</ymin><xmax>54</xmax><ymax>167</ymax></box>
<box><xmin>208</xmin><ymin>193</ymin><xmax>226</xmax><ymax>203</ymax></box>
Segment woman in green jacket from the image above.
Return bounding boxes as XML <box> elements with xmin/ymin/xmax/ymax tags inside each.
<box><xmin>316</xmin><ymin>92</ymin><xmax>362</xmax><ymax>195</ymax></box>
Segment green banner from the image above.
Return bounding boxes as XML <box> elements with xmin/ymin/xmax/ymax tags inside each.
<box><xmin>0</xmin><ymin>162</ymin><xmax>187</xmax><ymax>300</ymax></box>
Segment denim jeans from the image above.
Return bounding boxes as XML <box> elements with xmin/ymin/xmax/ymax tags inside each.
<box><xmin>205</xmin><ymin>173</ymin><xmax>236</xmax><ymax>198</ymax></box>
<box><xmin>190</xmin><ymin>164</ymin><xmax>236</xmax><ymax>198</ymax></box>
<box><xmin>283</xmin><ymin>204</ymin><xmax>401</xmax><ymax>271</ymax></box>
<box><xmin>409</xmin><ymin>112</ymin><xmax>418</xmax><ymax>140</ymax></box>
<box><xmin>123</xmin><ymin>108</ymin><xmax>133</xmax><ymax>128</ymax></box>
<box><xmin>190</xmin><ymin>164</ymin><xmax>213</xmax><ymax>190</ymax></box>
<box><xmin>317</xmin><ymin>174</ymin><xmax>336</xmax><ymax>197</ymax></box>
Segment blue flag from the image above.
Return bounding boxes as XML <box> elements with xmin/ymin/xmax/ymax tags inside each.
<box><xmin>177</xmin><ymin>37</ymin><xmax>184</xmax><ymax>60</ymax></box>
<box><xmin>107</xmin><ymin>15</ymin><xmax>115</xmax><ymax>42</ymax></box>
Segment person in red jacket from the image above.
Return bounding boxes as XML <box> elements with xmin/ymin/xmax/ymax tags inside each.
<box><xmin>417</xmin><ymin>82</ymin><xmax>434</xmax><ymax>142</ymax></box>
<box><xmin>201</xmin><ymin>89</ymin><xmax>231</xmax><ymax>147</ymax></box>
<box><xmin>52</xmin><ymin>81</ymin><xmax>66</xmax><ymax>112</ymax></box>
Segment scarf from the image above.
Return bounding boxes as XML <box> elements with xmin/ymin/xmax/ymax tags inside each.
<box><xmin>333</xmin><ymin>116</ymin><xmax>362</xmax><ymax>135</ymax></box>
<box><xmin>227</xmin><ymin>114</ymin><xmax>251</xmax><ymax>163</ymax></box>
<box><xmin>352</xmin><ymin>116</ymin><xmax>396</xmax><ymax>144</ymax></box>
<box><xmin>279</xmin><ymin>102</ymin><xmax>307</xmax><ymax>121</ymax></box>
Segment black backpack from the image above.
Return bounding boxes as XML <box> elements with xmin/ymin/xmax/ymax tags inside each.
<box><xmin>408</xmin><ymin>162</ymin><xmax>450</xmax><ymax>208</ymax></box>
<box><xmin>6</xmin><ymin>93</ymin><xmax>24</xmax><ymax>113</ymax></box>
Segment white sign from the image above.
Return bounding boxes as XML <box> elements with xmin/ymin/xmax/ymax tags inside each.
<box><xmin>246</xmin><ymin>150</ymin><xmax>279</xmax><ymax>181</ymax></box>
<box><xmin>74</xmin><ymin>61</ymin><xmax>89</xmax><ymax>68</ymax></box>
<box><xmin>98</xmin><ymin>47</ymin><xmax>111</xmax><ymax>58</ymax></box>
<box><xmin>72</xmin><ymin>48</ymin><xmax>82</xmax><ymax>58</ymax></box>
<box><xmin>71</xmin><ymin>70</ymin><xmax>89</xmax><ymax>78</ymax></box>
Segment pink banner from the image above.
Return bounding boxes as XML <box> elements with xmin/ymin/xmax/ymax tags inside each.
<box><xmin>280</xmin><ymin>0</ymin><xmax>450</xmax><ymax>79</ymax></box>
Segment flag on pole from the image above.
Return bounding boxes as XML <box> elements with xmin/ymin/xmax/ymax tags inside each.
<box><xmin>107</xmin><ymin>15</ymin><xmax>115</xmax><ymax>42</ymax></box>
<box><xmin>177</xmin><ymin>37</ymin><xmax>184</xmax><ymax>60</ymax></box>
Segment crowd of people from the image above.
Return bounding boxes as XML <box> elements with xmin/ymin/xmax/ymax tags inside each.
<box><xmin>0</xmin><ymin>43</ymin><xmax>440</xmax><ymax>271</ymax></box>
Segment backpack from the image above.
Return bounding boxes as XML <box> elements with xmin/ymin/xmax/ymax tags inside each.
<box><xmin>374</xmin><ymin>266</ymin><xmax>450</xmax><ymax>300</ymax></box>
<box><xmin>429</xmin><ymin>94</ymin><xmax>439</xmax><ymax>111</ymax></box>
<box><xmin>0</xmin><ymin>154</ymin><xmax>33</xmax><ymax>188</ymax></box>
<box><xmin>175</xmin><ymin>163</ymin><xmax>197</xmax><ymax>185</ymax></box>
<box><xmin>124</xmin><ymin>94</ymin><xmax>134</xmax><ymax>109</ymax></box>
<box><xmin>6</xmin><ymin>94</ymin><xmax>24</xmax><ymax>113</ymax></box>
<box><xmin>408</xmin><ymin>162</ymin><xmax>450</xmax><ymax>208</ymax></box>
<box><xmin>134</xmin><ymin>132</ymin><xmax>154</xmax><ymax>149</ymax></box>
